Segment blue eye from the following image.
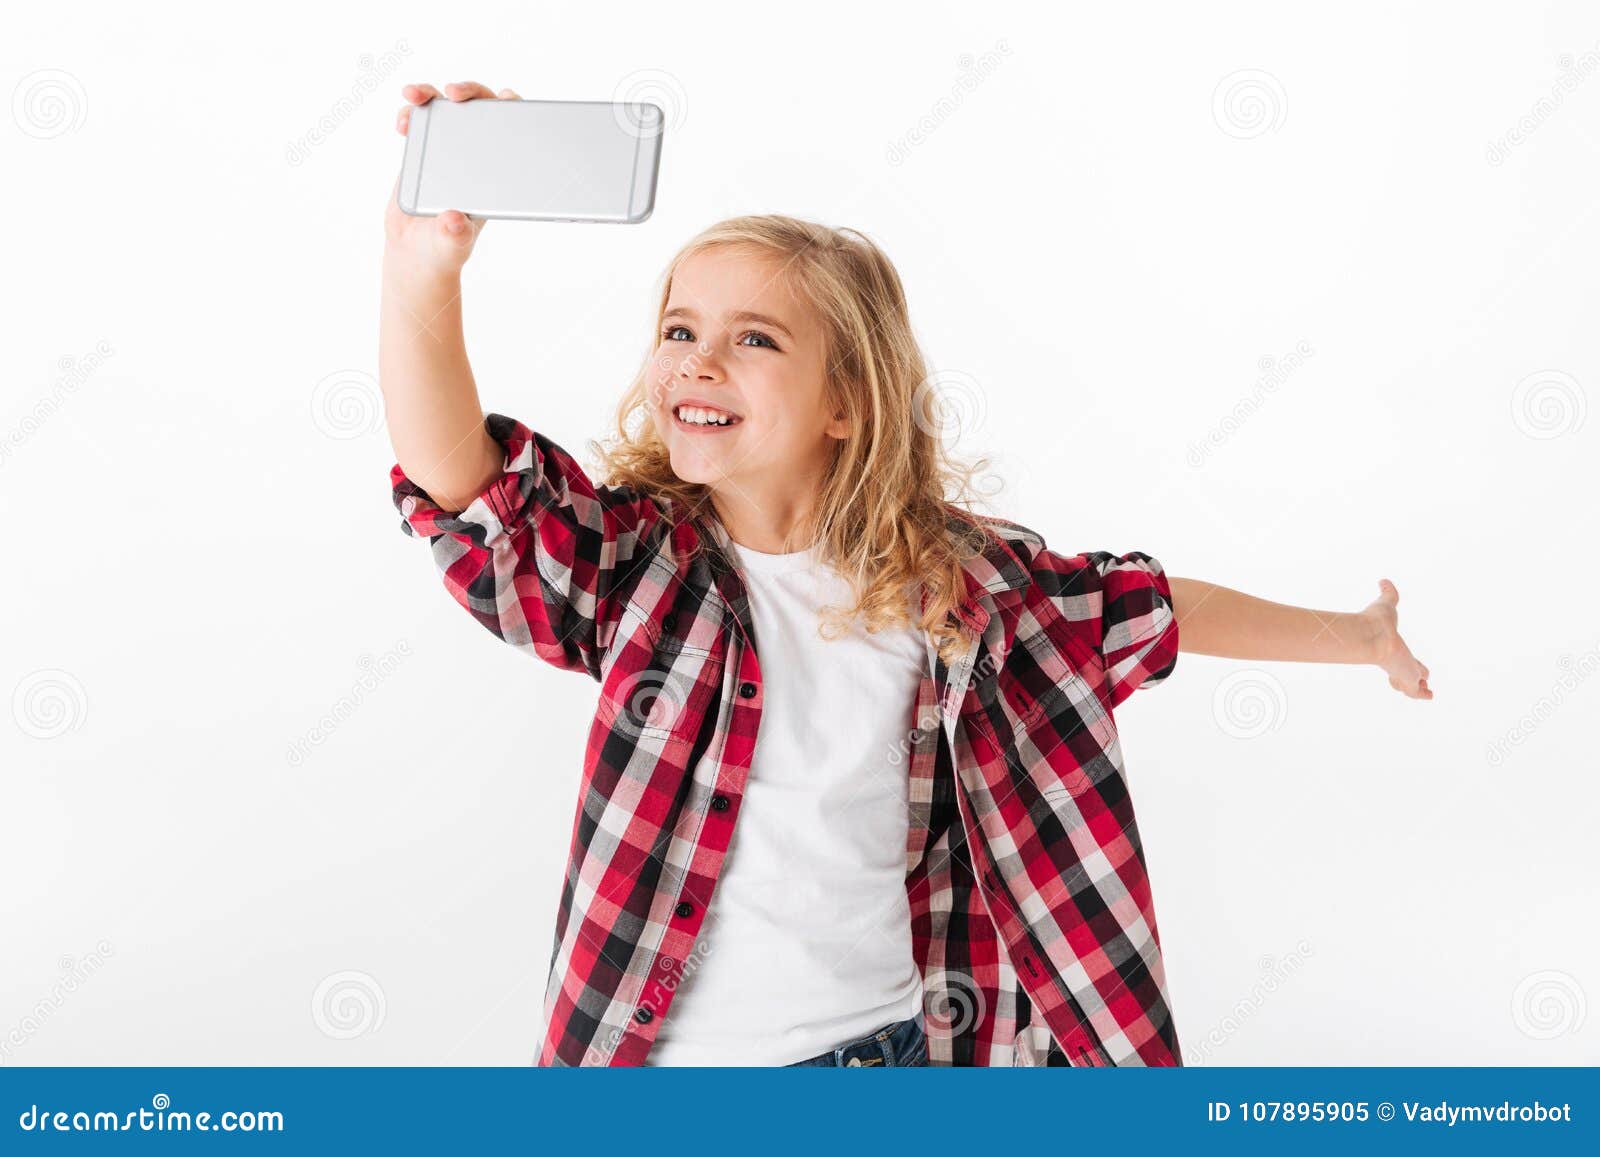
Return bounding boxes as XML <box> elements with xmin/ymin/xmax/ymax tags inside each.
<box><xmin>659</xmin><ymin>325</ymin><xmax>779</xmax><ymax>350</ymax></box>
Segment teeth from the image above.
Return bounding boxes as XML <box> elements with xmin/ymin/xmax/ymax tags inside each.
<box><xmin>676</xmin><ymin>405</ymin><xmax>737</xmax><ymax>426</ymax></box>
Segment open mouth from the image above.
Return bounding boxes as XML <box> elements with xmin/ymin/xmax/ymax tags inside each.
<box><xmin>672</xmin><ymin>404</ymin><xmax>743</xmax><ymax>430</ymax></box>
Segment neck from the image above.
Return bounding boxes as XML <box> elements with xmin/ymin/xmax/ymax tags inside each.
<box><xmin>708</xmin><ymin>485</ymin><xmax>822</xmax><ymax>554</ymax></box>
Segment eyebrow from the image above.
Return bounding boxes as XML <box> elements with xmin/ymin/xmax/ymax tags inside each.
<box><xmin>661</xmin><ymin>306</ymin><xmax>794</xmax><ymax>341</ymax></box>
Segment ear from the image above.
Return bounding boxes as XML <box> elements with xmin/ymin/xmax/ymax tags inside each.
<box><xmin>824</xmin><ymin>411</ymin><xmax>851</xmax><ymax>440</ymax></box>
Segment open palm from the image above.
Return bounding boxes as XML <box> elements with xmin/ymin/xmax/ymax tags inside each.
<box><xmin>1362</xmin><ymin>578</ymin><xmax>1432</xmax><ymax>700</ymax></box>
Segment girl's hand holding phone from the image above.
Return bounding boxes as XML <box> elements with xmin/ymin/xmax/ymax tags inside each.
<box><xmin>378</xmin><ymin>80</ymin><xmax>514</xmax><ymax>512</ymax></box>
<box><xmin>384</xmin><ymin>80</ymin><xmax>521</xmax><ymax>276</ymax></box>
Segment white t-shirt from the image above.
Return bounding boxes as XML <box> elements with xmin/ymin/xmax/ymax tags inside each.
<box><xmin>644</xmin><ymin>534</ymin><xmax>928</xmax><ymax>1066</ymax></box>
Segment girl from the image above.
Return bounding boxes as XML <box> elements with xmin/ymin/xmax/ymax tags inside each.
<box><xmin>379</xmin><ymin>81</ymin><xmax>1432</xmax><ymax>1068</ymax></box>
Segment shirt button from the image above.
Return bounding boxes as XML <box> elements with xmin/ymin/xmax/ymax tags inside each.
<box><xmin>711</xmin><ymin>795</ymin><xmax>730</xmax><ymax>812</ymax></box>
<box><xmin>634</xmin><ymin>1007</ymin><xmax>654</xmax><ymax>1024</ymax></box>
<box><xmin>663</xmin><ymin>612</ymin><xmax>678</xmax><ymax>632</ymax></box>
<box><xmin>675</xmin><ymin>901</ymin><xmax>693</xmax><ymax>918</ymax></box>
<box><xmin>739</xmin><ymin>681</ymin><xmax>757</xmax><ymax>698</ymax></box>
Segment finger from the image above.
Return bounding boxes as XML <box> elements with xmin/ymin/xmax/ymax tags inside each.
<box><xmin>1411</xmin><ymin>659</ymin><xmax>1431</xmax><ymax>696</ymax></box>
<box><xmin>443</xmin><ymin>80</ymin><xmax>497</xmax><ymax>101</ymax></box>
<box><xmin>497</xmin><ymin>88</ymin><xmax>522</xmax><ymax>100</ymax></box>
<box><xmin>438</xmin><ymin>209</ymin><xmax>472</xmax><ymax>237</ymax></box>
<box><xmin>1378</xmin><ymin>578</ymin><xmax>1398</xmax><ymax>605</ymax></box>
<box><xmin>396</xmin><ymin>105</ymin><xmax>409</xmax><ymax>134</ymax></box>
<box><xmin>401</xmin><ymin>83</ymin><xmax>442</xmax><ymax>105</ymax></box>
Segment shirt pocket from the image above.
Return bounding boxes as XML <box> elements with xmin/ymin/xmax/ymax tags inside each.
<box><xmin>596</xmin><ymin>605</ymin><xmax>717</xmax><ymax>745</ymax></box>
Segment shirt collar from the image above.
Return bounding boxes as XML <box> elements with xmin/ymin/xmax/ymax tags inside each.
<box><xmin>681</xmin><ymin>504</ymin><xmax>1034</xmax><ymax>640</ymax></box>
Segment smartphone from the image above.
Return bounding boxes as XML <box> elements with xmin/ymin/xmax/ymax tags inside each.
<box><xmin>397</xmin><ymin>97</ymin><xmax>663</xmax><ymax>224</ymax></box>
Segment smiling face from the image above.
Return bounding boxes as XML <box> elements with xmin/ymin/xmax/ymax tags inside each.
<box><xmin>649</xmin><ymin>245</ymin><xmax>849</xmax><ymax>544</ymax></box>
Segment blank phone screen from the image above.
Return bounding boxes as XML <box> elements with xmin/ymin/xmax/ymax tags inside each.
<box><xmin>404</xmin><ymin>99</ymin><xmax>661</xmax><ymax>222</ymax></box>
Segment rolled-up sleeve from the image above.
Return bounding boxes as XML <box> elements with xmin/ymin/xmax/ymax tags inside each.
<box><xmin>1086</xmin><ymin>550</ymin><xmax>1179</xmax><ymax>708</ymax></box>
<box><xmin>390</xmin><ymin>412</ymin><xmax>664</xmax><ymax>681</ymax></box>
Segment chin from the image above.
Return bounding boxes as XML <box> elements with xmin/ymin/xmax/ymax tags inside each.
<box><xmin>665</xmin><ymin>444</ymin><xmax>720</xmax><ymax>486</ymax></box>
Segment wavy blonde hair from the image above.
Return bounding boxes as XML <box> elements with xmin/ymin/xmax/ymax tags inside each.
<box><xmin>591</xmin><ymin>214</ymin><xmax>1000</xmax><ymax>665</ymax></box>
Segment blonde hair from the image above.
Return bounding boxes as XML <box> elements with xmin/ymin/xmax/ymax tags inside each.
<box><xmin>591</xmin><ymin>213</ymin><xmax>1000</xmax><ymax>665</ymax></box>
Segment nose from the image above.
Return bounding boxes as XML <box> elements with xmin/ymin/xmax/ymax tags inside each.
<box><xmin>677</xmin><ymin>347</ymin><xmax>724</xmax><ymax>383</ymax></box>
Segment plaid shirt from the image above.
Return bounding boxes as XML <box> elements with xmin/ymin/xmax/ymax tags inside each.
<box><xmin>391</xmin><ymin>413</ymin><xmax>1182</xmax><ymax>1066</ymax></box>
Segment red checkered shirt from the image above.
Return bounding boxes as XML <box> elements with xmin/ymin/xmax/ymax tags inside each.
<box><xmin>391</xmin><ymin>413</ymin><xmax>1182</xmax><ymax>1066</ymax></box>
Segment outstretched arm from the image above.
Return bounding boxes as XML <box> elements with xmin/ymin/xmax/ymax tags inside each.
<box><xmin>1167</xmin><ymin>576</ymin><xmax>1432</xmax><ymax>700</ymax></box>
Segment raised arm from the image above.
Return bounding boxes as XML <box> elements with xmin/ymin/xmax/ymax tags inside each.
<box><xmin>1168</xmin><ymin>576</ymin><xmax>1432</xmax><ymax>700</ymax></box>
<box><xmin>378</xmin><ymin>81</ymin><xmax>664</xmax><ymax>680</ymax></box>
<box><xmin>380</xmin><ymin>80</ymin><xmax>509</xmax><ymax>510</ymax></box>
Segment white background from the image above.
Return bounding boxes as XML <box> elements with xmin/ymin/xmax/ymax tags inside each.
<box><xmin>3</xmin><ymin>0</ymin><xmax>1596</xmax><ymax>1065</ymax></box>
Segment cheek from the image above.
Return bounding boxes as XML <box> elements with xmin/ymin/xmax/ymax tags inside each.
<box><xmin>649</xmin><ymin>348</ymin><xmax>679</xmax><ymax>406</ymax></box>
<box><xmin>745</xmin><ymin>362</ymin><xmax>802</xmax><ymax>411</ymax></box>
<box><xmin>761</xmin><ymin>369</ymin><xmax>828</xmax><ymax>427</ymax></box>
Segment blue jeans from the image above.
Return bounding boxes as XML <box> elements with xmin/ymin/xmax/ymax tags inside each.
<box><xmin>785</xmin><ymin>1010</ymin><xmax>928</xmax><ymax>1067</ymax></box>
